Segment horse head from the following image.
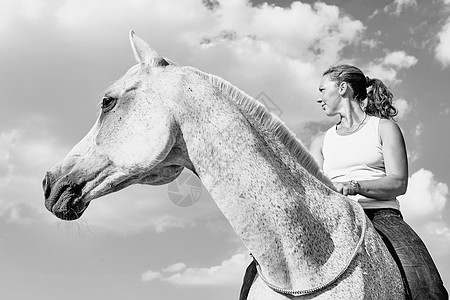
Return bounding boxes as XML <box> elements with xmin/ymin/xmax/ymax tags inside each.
<box><xmin>43</xmin><ymin>31</ymin><xmax>191</xmax><ymax>220</ymax></box>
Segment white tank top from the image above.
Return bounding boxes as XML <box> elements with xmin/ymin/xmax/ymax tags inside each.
<box><xmin>322</xmin><ymin>116</ymin><xmax>400</xmax><ymax>210</ymax></box>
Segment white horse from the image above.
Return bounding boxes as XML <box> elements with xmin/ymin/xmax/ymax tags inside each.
<box><xmin>43</xmin><ymin>32</ymin><xmax>405</xmax><ymax>299</ymax></box>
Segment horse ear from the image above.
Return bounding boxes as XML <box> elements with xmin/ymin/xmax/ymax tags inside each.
<box><xmin>129</xmin><ymin>30</ymin><xmax>168</xmax><ymax>66</ymax></box>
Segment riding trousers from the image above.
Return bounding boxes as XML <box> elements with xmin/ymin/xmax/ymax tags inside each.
<box><xmin>239</xmin><ymin>209</ymin><xmax>448</xmax><ymax>300</ymax></box>
<box><xmin>365</xmin><ymin>208</ymin><xmax>448</xmax><ymax>300</ymax></box>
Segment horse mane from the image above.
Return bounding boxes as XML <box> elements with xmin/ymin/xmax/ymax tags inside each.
<box><xmin>186</xmin><ymin>67</ymin><xmax>335</xmax><ymax>190</ymax></box>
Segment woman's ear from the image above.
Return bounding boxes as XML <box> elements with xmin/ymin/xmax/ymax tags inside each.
<box><xmin>360</xmin><ymin>98</ymin><xmax>368</xmax><ymax>110</ymax></box>
<box><xmin>339</xmin><ymin>81</ymin><xmax>348</xmax><ymax>95</ymax></box>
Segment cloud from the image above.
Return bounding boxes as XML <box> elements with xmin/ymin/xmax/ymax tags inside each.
<box><xmin>201</xmin><ymin>0</ymin><xmax>364</xmax><ymax>122</ymax></box>
<box><xmin>10</xmin><ymin>0</ymin><xmax>363</xmax><ymax>123</ymax></box>
<box><xmin>232</xmin><ymin>1</ymin><xmax>364</xmax><ymax>60</ymax></box>
<box><xmin>413</xmin><ymin>122</ymin><xmax>424</xmax><ymax>138</ymax></box>
<box><xmin>361</xmin><ymin>38</ymin><xmax>381</xmax><ymax>49</ymax></box>
<box><xmin>141</xmin><ymin>270</ymin><xmax>162</xmax><ymax>282</ymax></box>
<box><xmin>384</xmin><ymin>0</ymin><xmax>418</xmax><ymax>16</ymax></box>
<box><xmin>141</xmin><ymin>251</ymin><xmax>250</xmax><ymax>286</ymax></box>
<box><xmin>202</xmin><ymin>0</ymin><xmax>220</xmax><ymax>11</ymax></box>
<box><xmin>0</xmin><ymin>202</ymin><xmax>42</xmax><ymax>225</ymax></box>
<box><xmin>160</xmin><ymin>252</ymin><xmax>250</xmax><ymax>286</ymax></box>
<box><xmin>435</xmin><ymin>17</ymin><xmax>450</xmax><ymax>67</ymax></box>
<box><xmin>400</xmin><ymin>169</ymin><xmax>448</xmax><ymax>222</ymax></box>
<box><xmin>365</xmin><ymin>50</ymin><xmax>417</xmax><ymax>84</ymax></box>
<box><xmin>393</xmin><ymin>98</ymin><xmax>411</xmax><ymax>120</ymax></box>
<box><xmin>0</xmin><ymin>130</ymin><xmax>19</xmax><ymax>178</ymax></box>
<box><xmin>0</xmin><ymin>128</ymin><xmax>70</xmax><ymax>225</ymax></box>
<box><xmin>383</xmin><ymin>51</ymin><xmax>418</xmax><ymax>69</ymax></box>
<box><xmin>0</xmin><ymin>0</ymin><xmax>48</xmax><ymax>37</ymax></box>
<box><xmin>439</xmin><ymin>103</ymin><xmax>450</xmax><ymax>115</ymax></box>
<box><xmin>78</xmin><ymin>185</ymin><xmax>202</xmax><ymax>234</ymax></box>
<box><xmin>368</xmin><ymin>9</ymin><xmax>380</xmax><ymax>20</ymax></box>
<box><xmin>162</xmin><ymin>262</ymin><xmax>187</xmax><ymax>273</ymax></box>
<box><xmin>407</xmin><ymin>150</ymin><xmax>420</xmax><ymax>163</ymax></box>
<box><xmin>405</xmin><ymin>122</ymin><xmax>424</xmax><ymax>162</ymax></box>
<box><xmin>154</xmin><ymin>215</ymin><xmax>195</xmax><ymax>233</ymax></box>
<box><xmin>0</xmin><ymin>0</ymin><xmax>52</xmax><ymax>20</ymax></box>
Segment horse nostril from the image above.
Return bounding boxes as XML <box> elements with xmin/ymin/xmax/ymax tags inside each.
<box><xmin>43</xmin><ymin>172</ymin><xmax>52</xmax><ymax>199</ymax></box>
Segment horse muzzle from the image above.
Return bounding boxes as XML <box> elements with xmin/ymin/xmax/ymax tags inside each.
<box><xmin>43</xmin><ymin>172</ymin><xmax>89</xmax><ymax>221</ymax></box>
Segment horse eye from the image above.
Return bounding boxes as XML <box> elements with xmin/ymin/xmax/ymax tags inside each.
<box><xmin>101</xmin><ymin>96</ymin><xmax>117</xmax><ymax>112</ymax></box>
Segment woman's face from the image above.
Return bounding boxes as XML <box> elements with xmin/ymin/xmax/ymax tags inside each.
<box><xmin>317</xmin><ymin>75</ymin><xmax>341</xmax><ymax>116</ymax></box>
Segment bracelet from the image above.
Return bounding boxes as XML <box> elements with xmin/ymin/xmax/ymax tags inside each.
<box><xmin>349</xmin><ymin>180</ymin><xmax>360</xmax><ymax>194</ymax></box>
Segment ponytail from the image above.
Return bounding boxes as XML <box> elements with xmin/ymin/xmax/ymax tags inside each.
<box><xmin>365</xmin><ymin>76</ymin><xmax>398</xmax><ymax>119</ymax></box>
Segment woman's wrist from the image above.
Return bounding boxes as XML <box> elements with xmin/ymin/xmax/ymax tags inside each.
<box><xmin>333</xmin><ymin>181</ymin><xmax>361</xmax><ymax>196</ymax></box>
<box><xmin>349</xmin><ymin>180</ymin><xmax>360</xmax><ymax>195</ymax></box>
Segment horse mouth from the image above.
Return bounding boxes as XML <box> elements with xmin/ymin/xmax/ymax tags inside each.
<box><xmin>44</xmin><ymin>177</ymin><xmax>89</xmax><ymax>221</ymax></box>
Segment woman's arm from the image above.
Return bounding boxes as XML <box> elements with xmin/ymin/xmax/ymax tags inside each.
<box><xmin>335</xmin><ymin>119</ymin><xmax>408</xmax><ymax>198</ymax></box>
<box><xmin>309</xmin><ymin>132</ymin><xmax>326</xmax><ymax>170</ymax></box>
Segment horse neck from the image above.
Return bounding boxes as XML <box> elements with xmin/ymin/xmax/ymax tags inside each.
<box><xmin>177</xmin><ymin>75</ymin><xmax>365</xmax><ymax>290</ymax></box>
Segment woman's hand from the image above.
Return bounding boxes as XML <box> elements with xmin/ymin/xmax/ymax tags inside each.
<box><xmin>334</xmin><ymin>181</ymin><xmax>360</xmax><ymax>196</ymax></box>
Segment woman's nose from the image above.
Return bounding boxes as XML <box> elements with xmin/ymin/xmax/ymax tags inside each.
<box><xmin>317</xmin><ymin>97</ymin><xmax>322</xmax><ymax>103</ymax></box>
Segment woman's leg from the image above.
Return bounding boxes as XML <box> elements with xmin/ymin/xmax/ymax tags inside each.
<box><xmin>368</xmin><ymin>209</ymin><xmax>448</xmax><ymax>300</ymax></box>
<box><xmin>239</xmin><ymin>260</ymin><xmax>257</xmax><ymax>300</ymax></box>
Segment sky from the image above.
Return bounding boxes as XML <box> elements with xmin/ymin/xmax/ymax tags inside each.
<box><xmin>0</xmin><ymin>0</ymin><xmax>449</xmax><ymax>299</ymax></box>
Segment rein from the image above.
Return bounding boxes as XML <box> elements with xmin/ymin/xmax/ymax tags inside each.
<box><xmin>252</xmin><ymin>203</ymin><xmax>367</xmax><ymax>297</ymax></box>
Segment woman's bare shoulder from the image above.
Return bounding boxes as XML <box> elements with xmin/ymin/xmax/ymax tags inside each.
<box><xmin>378</xmin><ymin>118</ymin><xmax>405</xmax><ymax>144</ymax></box>
<box><xmin>311</xmin><ymin>131</ymin><xmax>326</xmax><ymax>143</ymax></box>
<box><xmin>309</xmin><ymin>131</ymin><xmax>327</xmax><ymax>150</ymax></box>
<box><xmin>378</xmin><ymin>118</ymin><xmax>402</xmax><ymax>134</ymax></box>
